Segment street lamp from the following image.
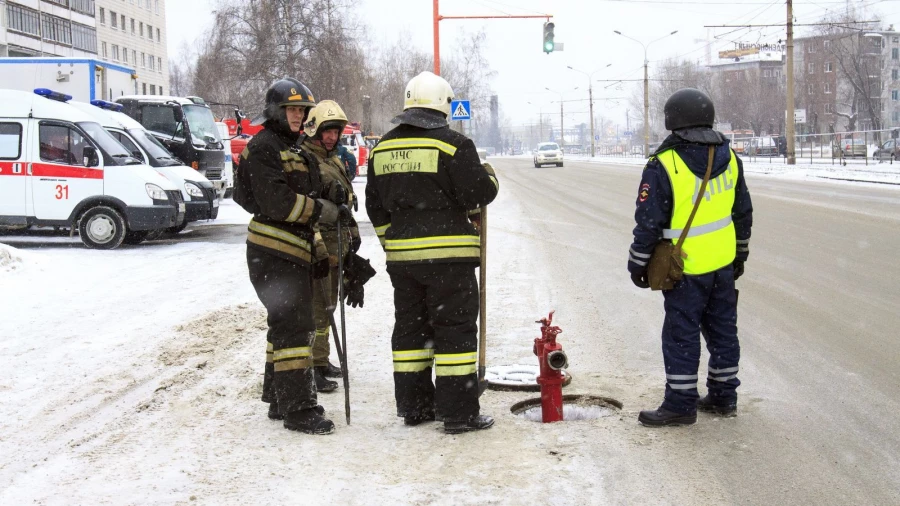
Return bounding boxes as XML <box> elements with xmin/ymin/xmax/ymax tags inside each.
<box><xmin>613</xmin><ymin>29</ymin><xmax>678</xmax><ymax>156</ymax></box>
<box><xmin>545</xmin><ymin>86</ymin><xmax>578</xmax><ymax>148</ymax></box>
<box><xmin>527</xmin><ymin>101</ymin><xmax>547</xmax><ymax>143</ymax></box>
<box><xmin>568</xmin><ymin>64</ymin><xmax>611</xmax><ymax>158</ymax></box>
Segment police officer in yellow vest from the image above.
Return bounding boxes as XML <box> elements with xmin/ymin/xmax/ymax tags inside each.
<box><xmin>366</xmin><ymin>71</ymin><xmax>499</xmax><ymax>434</ymax></box>
<box><xmin>628</xmin><ymin>88</ymin><xmax>753</xmax><ymax>427</ymax></box>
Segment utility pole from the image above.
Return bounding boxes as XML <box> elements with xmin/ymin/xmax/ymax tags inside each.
<box><xmin>589</xmin><ymin>84</ymin><xmax>595</xmax><ymax>157</ymax></box>
<box><xmin>786</xmin><ymin>0</ymin><xmax>796</xmax><ymax>164</ymax></box>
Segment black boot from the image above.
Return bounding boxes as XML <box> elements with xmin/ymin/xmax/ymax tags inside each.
<box><xmin>269</xmin><ymin>403</ymin><xmax>324</xmax><ymax>420</ymax></box>
<box><xmin>697</xmin><ymin>395</ymin><xmax>737</xmax><ymax>417</ymax></box>
<box><xmin>444</xmin><ymin>415</ymin><xmax>494</xmax><ymax>434</ymax></box>
<box><xmin>318</xmin><ymin>362</ymin><xmax>343</xmax><ymax>378</ymax></box>
<box><xmin>315</xmin><ymin>369</ymin><xmax>338</xmax><ymax>393</ymax></box>
<box><xmin>283</xmin><ymin>408</ymin><xmax>335</xmax><ymax>435</ymax></box>
<box><xmin>638</xmin><ymin>407</ymin><xmax>697</xmax><ymax>427</ymax></box>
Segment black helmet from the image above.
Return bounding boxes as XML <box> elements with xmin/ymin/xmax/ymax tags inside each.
<box><xmin>251</xmin><ymin>78</ymin><xmax>316</xmax><ymax>126</ymax></box>
<box><xmin>664</xmin><ymin>88</ymin><xmax>715</xmax><ymax>132</ymax></box>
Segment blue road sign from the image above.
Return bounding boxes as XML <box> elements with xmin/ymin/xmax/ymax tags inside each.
<box><xmin>450</xmin><ymin>100</ymin><xmax>471</xmax><ymax>121</ymax></box>
<box><xmin>624</xmin><ymin>131</ymin><xmax>634</xmax><ymax>136</ymax></box>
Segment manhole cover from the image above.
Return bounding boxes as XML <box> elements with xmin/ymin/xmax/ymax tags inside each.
<box><xmin>485</xmin><ymin>364</ymin><xmax>572</xmax><ymax>391</ymax></box>
<box><xmin>511</xmin><ymin>395</ymin><xmax>622</xmax><ymax>422</ymax></box>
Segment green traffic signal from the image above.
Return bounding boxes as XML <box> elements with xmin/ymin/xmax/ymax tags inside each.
<box><xmin>543</xmin><ymin>22</ymin><xmax>555</xmax><ymax>54</ymax></box>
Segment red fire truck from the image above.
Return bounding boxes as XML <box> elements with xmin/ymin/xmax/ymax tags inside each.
<box><xmin>342</xmin><ymin>122</ymin><xmax>368</xmax><ymax>176</ymax></box>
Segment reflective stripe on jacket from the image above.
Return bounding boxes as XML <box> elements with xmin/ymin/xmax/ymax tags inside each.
<box><xmin>365</xmin><ymin>120</ymin><xmax>498</xmax><ymax>265</ymax></box>
<box><xmin>657</xmin><ymin>148</ymin><xmax>737</xmax><ymax>275</ymax></box>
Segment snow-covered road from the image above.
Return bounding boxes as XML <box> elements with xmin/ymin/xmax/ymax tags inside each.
<box><xmin>2</xmin><ymin>159</ymin><xmax>899</xmax><ymax>505</ymax></box>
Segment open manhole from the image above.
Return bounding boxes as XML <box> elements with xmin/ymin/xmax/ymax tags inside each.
<box><xmin>485</xmin><ymin>364</ymin><xmax>572</xmax><ymax>392</ymax></box>
<box><xmin>511</xmin><ymin>395</ymin><xmax>623</xmax><ymax>422</ymax></box>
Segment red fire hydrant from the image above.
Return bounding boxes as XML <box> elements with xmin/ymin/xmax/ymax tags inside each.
<box><xmin>533</xmin><ymin>311</ymin><xmax>568</xmax><ymax>423</ymax></box>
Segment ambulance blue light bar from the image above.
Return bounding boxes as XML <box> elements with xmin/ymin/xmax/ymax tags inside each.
<box><xmin>90</xmin><ymin>99</ymin><xmax>124</xmax><ymax>112</ymax></box>
<box><xmin>34</xmin><ymin>88</ymin><xmax>73</xmax><ymax>102</ymax></box>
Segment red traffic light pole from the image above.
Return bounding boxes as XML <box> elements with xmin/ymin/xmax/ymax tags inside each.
<box><xmin>433</xmin><ymin>0</ymin><xmax>551</xmax><ymax>75</ymax></box>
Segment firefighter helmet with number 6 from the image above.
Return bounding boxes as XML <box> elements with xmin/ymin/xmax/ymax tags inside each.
<box><xmin>304</xmin><ymin>100</ymin><xmax>349</xmax><ymax>138</ymax></box>
<box><xmin>403</xmin><ymin>71</ymin><xmax>454</xmax><ymax>117</ymax></box>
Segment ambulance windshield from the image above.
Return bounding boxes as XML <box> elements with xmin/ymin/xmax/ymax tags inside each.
<box><xmin>77</xmin><ymin>122</ymin><xmax>141</xmax><ymax>165</ymax></box>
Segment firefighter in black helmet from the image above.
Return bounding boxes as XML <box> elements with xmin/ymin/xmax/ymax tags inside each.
<box><xmin>234</xmin><ymin>78</ymin><xmax>340</xmax><ymax>435</ymax></box>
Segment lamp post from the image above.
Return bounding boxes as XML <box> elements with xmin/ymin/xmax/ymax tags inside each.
<box><xmin>527</xmin><ymin>101</ymin><xmax>547</xmax><ymax>143</ymax></box>
<box><xmin>613</xmin><ymin>29</ymin><xmax>678</xmax><ymax>157</ymax></box>
<box><xmin>545</xmin><ymin>87</ymin><xmax>579</xmax><ymax>148</ymax></box>
<box><xmin>567</xmin><ymin>64</ymin><xmax>611</xmax><ymax>158</ymax></box>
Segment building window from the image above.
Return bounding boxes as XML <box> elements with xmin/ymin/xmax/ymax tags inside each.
<box><xmin>156</xmin><ymin>28</ymin><xmax>161</xmax><ymax>42</ymax></box>
<box><xmin>893</xmin><ymin>90</ymin><xmax>899</xmax><ymax>101</ymax></box>
<box><xmin>71</xmin><ymin>0</ymin><xmax>96</xmax><ymax>16</ymax></box>
<box><xmin>807</xmin><ymin>83</ymin><xmax>814</xmax><ymax>94</ymax></box>
<box><xmin>43</xmin><ymin>0</ymin><xmax>68</xmax><ymax>8</ymax></box>
<box><xmin>110</xmin><ymin>11</ymin><xmax>118</xmax><ymax>28</ymax></box>
<box><xmin>121</xmin><ymin>15</ymin><xmax>126</xmax><ymax>32</ymax></box>
<box><xmin>824</xmin><ymin>83</ymin><xmax>831</xmax><ymax>94</ymax></box>
<box><xmin>101</xmin><ymin>42</ymin><xmax>107</xmax><ymax>58</ymax></box>
<box><xmin>141</xmin><ymin>52</ymin><xmax>146</xmax><ymax>68</ymax></box>
<box><xmin>142</xmin><ymin>83</ymin><xmax>147</xmax><ymax>94</ymax></box>
<box><xmin>157</xmin><ymin>56</ymin><xmax>162</xmax><ymax>72</ymax></box>
<box><xmin>808</xmin><ymin>63</ymin><xmax>815</xmax><ymax>74</ymax></box>
<box><xmin>894</xmin><ymin>69</ymin><xmax>899</xmax><ymax>81</ymax></box>
<box><xmin>6</xmin><ymin>4</ymin><xmax>42</xmax><ymax>37</ymax></box>
<box><xmin>131</xmin><ymin>18</ymin><xmax>135</xmax><ymax>35</ymax></box>
<box><xmin>763</xmin><ymin>69</ymin><xmax>771</xmax><ymax>77</ymax></box>
<box><xmin>149</xmin><ymin>55</ymin><xmax>155</xmax><ymax>71</ymax></box>
<box><xmin>147</xmin><ymin>24</ymin><xmax>152</xmax><ymax>41</ymax></box>
<box><xmin>893</xmin><ymin>48</ymin><xmax>899</xmax><ymax>60</ymax></box>
<box><xmin>824</xmin><ymin>40</ymin><xmax>831</xmax><ymax>49</ymax></box>
<box><xmin>155</xmin><ymin>0</ymin><xmax>160</xmax><ymax>14</ymax></box>
<box><xmin>72</xmin><ymin>23</ymin><xmax>97</xmax><ymax>52</ymax></box>
<box><xmin>150</xmin><ymin>84</ymin><xmax>156</xmax><ymax>94</ymax></box>
<box><xmin>808</xmin><ymin>45</ymin><xmax>816</xmax><ymax>53</ymax></box>
<box><xmin>159</xmin><ymin>86</ymin><xmax>163</xmax><ymax>95</ymax></box>
<box><xmin>825</xmin><ymin>62</ymin><xmax>833</xmax><ymax>72</ymax></box>
<box><xmin>123</xmin><ymin>47</ymin><xmax>128</xmax><ymax>63</ymax></box>
<box><xmin>99</xmin><ymin>7</ymin><xmax>105</xmax><ymax>24</ymax></box>
<box><xmin>42</xmin><ymin>14</ymin><xmax>73</xmax><ymax>46</ymax></box>
<box><xmin>140</xmin><ymin>22</ymin><xmax>144</xmax><ymax>37</ymax></box>
<box><xmin>111</xmin><ymin>44</ymin><xmax>120</xmax><ymax>61</ymax></box>
<box><xmin>824</xmin><ymin>103</ymin><xmax>833</xmax><ymax>113</ymax></box>
<box><xmin>132</xmin><ymin>49</ymin><xmax>137</xmax><ymax>63</ymax></box>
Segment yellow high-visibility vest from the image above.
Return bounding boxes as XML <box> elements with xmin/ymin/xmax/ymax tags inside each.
<box><xmin>657</xmin><ymin>148</ymin><xmax>737</xmax><ymax>275</ymax></box>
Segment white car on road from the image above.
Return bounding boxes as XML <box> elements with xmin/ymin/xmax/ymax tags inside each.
<box><xmin>534</xmin><ymin>142</ymin><xmax>563</xmax><ymax>167</ymax></box>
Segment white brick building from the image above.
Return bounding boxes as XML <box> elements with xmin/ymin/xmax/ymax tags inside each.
<box><xmin>0</xmin><ymin>0</ymin><xmax>99</xmax><ymax>57</ymax></box>
<box><xmin>95</xmin><ymin>0</ymin><xmax>166</xmax><ymax>96</ymax></box>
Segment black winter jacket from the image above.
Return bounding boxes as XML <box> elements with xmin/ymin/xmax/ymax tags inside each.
<box><xmin>365</xmin><ymin>108</ymin><xmax>499</xmax><ymax>265</ymax></box>
<box><xmin>235</xmin><ymin>122</ymin><xmax>325</xmax><ymax>266</ymax></box>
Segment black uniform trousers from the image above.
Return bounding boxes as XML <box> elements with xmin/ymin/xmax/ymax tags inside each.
<box><xmin>387</xmin><ymin>263</ymin><xmax>480</xmax><ymax>423</ymax></box>
<box><xmin>661</xmin><ymin>265</ymin><xmax>741</xmax><ymax>414</ymax></box>
<box><xmin>247</xmin><ymin>248</ymin><xmax>318</xmax><ymax>414</ymax></box>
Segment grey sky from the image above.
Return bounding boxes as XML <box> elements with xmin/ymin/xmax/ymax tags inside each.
<box><xmin>167</xmin><ymin>0</ymin><xmax>900</xmax><ymax>128</ymax></box>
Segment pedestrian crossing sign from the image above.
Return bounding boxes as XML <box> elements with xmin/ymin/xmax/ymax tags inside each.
<box><xmin>450</xmin><ymin>100</ymin><xmax>471</xmax><ymax>121</ymax></box>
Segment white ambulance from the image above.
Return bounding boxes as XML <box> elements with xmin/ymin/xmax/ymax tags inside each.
<box><xmin>66</xmin><ymin>99</ymin><xmax>219</xmax><ymax>235</ymax></box>
<box><xmin>0</xmin><ymin>88</ymin><xmax>184</xmax><ymax>249</ymax></box>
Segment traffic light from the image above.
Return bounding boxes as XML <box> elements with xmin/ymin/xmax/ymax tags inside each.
<box><xmin>543</xmin><ymin>22</ymin><xmax>555</xmax><ymax>53</ymax></box>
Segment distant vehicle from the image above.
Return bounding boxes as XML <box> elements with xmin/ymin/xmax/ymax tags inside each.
<box><xmin>874</xmin><ymin>139</ymin><xmax>900</xmax><ymax>162</ymax></box>
<box><xmin>476</xmin><ymin>148</ymin><xmax>488</xmax><ymax>162</ymax></box>
<box><xmin>534</xmin><ymin>142</ymin><xmax>563</xmax><ymax>167</ymax></box>
<box><xmin>746</xmin><ymin>137</ymin><xmax>778</xmax><ymax>156</ymax></box>
<box><xmin>832</xmin><ymin>137</ymin><xmax>867</xmax><ymax>158</ymax></box>
<box><xmin>0</xmin><ymin>57</ymin><xmax>135</xmax><ymax>102</ymax></box>
<box><xmin>341</xmin><ymin>123</ymin><xmax>368</xmax><ymax>176</ymax></box>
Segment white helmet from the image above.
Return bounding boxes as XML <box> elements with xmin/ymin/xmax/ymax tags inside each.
<box><xmin>304</xmin><ymin>100</ymin><xmax>348</xmax><ymax>137</ymax></box>
<box><xmin>403</xmin><ymin>71</ymin><xmax>454</xmax><ymax>116</ymax></box>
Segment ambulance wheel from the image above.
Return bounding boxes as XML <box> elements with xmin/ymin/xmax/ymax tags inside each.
<box><xmin>79</xmin><ymin>206</ymin><xmax>126</xmax><ymax>250</ymax></box>
<box><xmin>123</xmin><ymin>230</ymin><xmax>149</xmax><ymax>245</ymax></box>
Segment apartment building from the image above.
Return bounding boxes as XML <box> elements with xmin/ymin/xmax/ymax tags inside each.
<box><xmin>95</xmin><ymin>0</ymin><xmax>166</xmax><ymax>95</ymax></box>
<box><xmin>0</xmin><ymin>0</ymin><xmax>99</xmax><ymax>57</ymax></box>
<box><xmin>796</xmin><ymin>28</ymin><xmax>900</xmax><ymax>133</ymax></box>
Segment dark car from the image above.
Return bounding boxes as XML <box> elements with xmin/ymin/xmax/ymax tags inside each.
<box><xmin>874</xmin><ymin>139</ymin><xmax>900</xmax><ymax>162</ymax></box>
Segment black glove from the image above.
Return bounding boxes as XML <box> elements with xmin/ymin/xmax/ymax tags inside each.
<box><xmin>345</xmin><ymin>281</ymin><xmax>364</xmax><ymax>308</ymax></box>
<box><xmin>631</xmin><ymin>270</ymin><xmax>650</xmax><ymax>289</ymax></box>
<box><xmin>350</xmin><ymin>237</ymin><xmax>361</xmax><ymax>253</ymax></box>
<box><xmin>312</xmin><ymin>258</ymin><xmax>330</xmax><ymax>279</ymax></box>
<box><xmin>733</xmin><ymin>260</ymin><xmax>745</xmax><ymax>281</ymax></box>
<box><xmin>345</xmin><ymin>253</ymin><xmax>377</xmax><ymax>287</ymax></box>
